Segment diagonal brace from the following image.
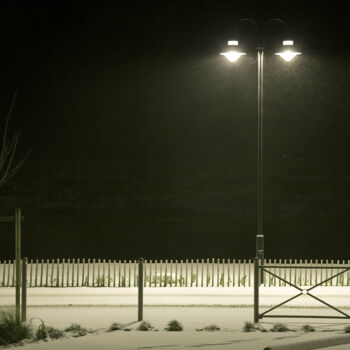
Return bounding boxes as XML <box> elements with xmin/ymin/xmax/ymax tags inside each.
<box><xmin>260</xmin><ymin>292</ymin><xmax>303</xmax><ymax>317</ymax></box>
<box><xmin>262</xmin><ymin>267</ymin><xmax>303</xmax><ymax>291</ymax></box>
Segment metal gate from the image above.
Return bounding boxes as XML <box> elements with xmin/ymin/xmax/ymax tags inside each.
<box><xmin>253</xmin><ymin>257</ymin><xmax>350</xmax><ymax>322</ymax></box>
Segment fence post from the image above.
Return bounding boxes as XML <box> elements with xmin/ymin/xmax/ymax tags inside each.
<box><xmin>138</xmin><ymin>258</ymin><xmax>144</xmax><ymax>321</ymax></box>
<box><xmin>21</xmin><ymin>257</ymin><xmax>27</xmax><ymax>322</ymax></box>
<box><xmin>254</xmin><ymin>257</ymin><xmax>259</xmax><ymax>323</ymax></box>
<box><xmin>15</xmin><ymin>208</ymin><xmax>21</xmax><ymax>323</ymax></box>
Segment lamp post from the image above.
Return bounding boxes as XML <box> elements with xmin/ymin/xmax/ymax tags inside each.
<box><xmin>220</xmin><ymin>18</ymin><xmax>301</xmax><ymax>266</ymax></box>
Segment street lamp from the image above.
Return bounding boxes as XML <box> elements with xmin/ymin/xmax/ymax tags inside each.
<box><xmin>220</xmin><ymin>19</ymin><xmax>301</xmax><ymax>265</ymax></box>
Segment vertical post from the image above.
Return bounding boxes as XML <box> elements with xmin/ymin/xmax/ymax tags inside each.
<box><xmin>15</xmin><ymin>208</ymin><xmax>21</xmax><ymax>323</ymax></box>
<box><xmin>254</xmin><ymin>257</ymin><xmax>260</xmax><ymax>323</ymax></box>
<box><xmin>256</xmin><ymin>47</ymin><xmax>265</xmax><ymax>283</ymax></box>
<box><xmin>21</xmin><ymin>258</ymin><xmax>27</xmax><ymax>322</ymax></box>
<box><xmin>138</xmin><ymin>258</ymin><xmax>144</xmax><ymax>321</ymax></box>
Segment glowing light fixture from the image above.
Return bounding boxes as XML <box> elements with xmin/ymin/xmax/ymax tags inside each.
<box><xmin>275</xmin><ymin>40</ymin><xmax>301</xmax><ymax>62</ymax></box>
<box><xmin>220</xmin><ymin>40</ymin><xmax>246</xmax><ymax>62</ymax></box>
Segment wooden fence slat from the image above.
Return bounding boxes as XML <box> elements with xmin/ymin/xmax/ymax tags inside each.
<box><xmin>118</xmin><ymin>260</ymin><xmax>121</xmax><ymax>287</ymax></box>
<box><xmin>243</xmin><ymin>259</ymin><xmax>246</xmax><ymax>287</ymax></box>
<box><xmin>2</xmin><ymin>261</ymin><xmax>5</xmax><ymax>287</ymax></box>
<box><xmin>330</xmin><ymin>260</ymin><xmax>334</xmax><ymax>286</ymax></box>
<box><xmin>29</xmin><ymin>259</ymin><xmax>33</xmax><ymax>287</ymax></box>
<box><xmin>148</xmin><ymin>260</ymin><xmax>151</xmax><ymax>288</ymax></box>
<box><xmin>61</xmin><ymin>259</ymin><xmax>65</xmax><ymax>287</ymax></box>
<box><xmin>336</xmin><ymin>260</ymin><xmax>340</xmax><ymax>286</ymax></box>
<box><xmin>223</xmin><ymin>258</ymin><xmax>226</xmax><ymax>287</ymax></box>
<box><xmin>103</xmin><ymin>259</ymin><xmax>106</xmax><ymax>287</ymax></box>
<box><xmin>154</xmin><ymin>260</ymin><xmax>157</xmax><ymax>287</ymax></box>
<box><xmin>232</xmin><ymin>259</ymin><xmax>235</xmax><ymax>287</ymax></box>
<box><xmin>315</xmin><ymin>259</ymin><xmax>318</xmax><ymax>285</ymax></box>
<box><xmin>278</xmin><ymin>259</ymin><xmax>282</xmax><ymax>287</ymax></box>
<box><xmin>76</xmin><ymin>258</ymin><xmax>80</xmax><ymax>287</ymax></box>
<box><xmin>34</xmin><ymin>259</ymin><xmax>38</xmax><ymax>287</ymax></box>
<box><xmin>238</xmin><ymin>259</ymin><xmax>241</xmax><ymax>287</ymax></box>
<box><xmin>113</xmin><ymin>260</ymin><xmax>116</xmax><ymax>288</ymax></box>
<box><xmin>180</xmin><ymin>260</ymin><xmax>183</xmax><ymax>287</ymax></box>
<box><xmin>169</xmin><ymin>260</ymin><xmax>172</xmax><ymax>287</ymax></box>
<box><xmin>7</xmin><ymin>261</ymin><xmax>11</xmax><ymax>287</ymax></box>
<box><xmin>67</xmin><ymin>259</ymin><xmax>70</xmax><ymax>287</ymax></box>
<box><xmin>50</xmin><ymin>259</ymin><xmax>54</xmax><ymax>287</ymax></box>
<box><xmin>129</xmin><ymin>260</ymin><xmax>132</xmax><ymax>287</ymax></box>
<box><xmin>248</xmin><ymin>259</ymin><xmax>252</xmax><ymax>287</ymax></box>
<box><xmin>56</xmin><ymin>259</ymin><xmax>60</xmax><ymax>287</ymax></box>
<box><xmin>175</xmin><ymin>260</ymin><xmax>178</xmax><ymax>287</ymax></box>
<box><xmin>160</xmin><ymin>260</ymin><xmax>163</xmax><ymax>287</ymax></box>
<box><xmin>211</xmin><ymin>258</ymin><xmax>214</xmax><ymax>287</ymax></box>
<box><xmin>216</xmin><ymin>258</ymin><xmax>220</xmax><ymax>287</ymax></box>
<box><xmin>190</xmin><ymin>259</ymin><xmax>194</xmax><ymax>287</ymax></box>
<box><xmin>71</xmin><ymin>259</ymin><xmax>75</xmax><ymax>287</ymax></box>
<box><xmin>81</xmin><ymin>258</ymin><xmax>84</xmax><ymax>286</ymax></box>
<box><xmin>92</xmin><ymin>259</ymin><xmax>96</xmax><ymax>287</ymax></box>
<box><xmin>123</xmin><ymin>260</ymin><xmax>126</xmax><ymax>287</ymax></box>
<box><xmin>107</xmin><ymin>260</ymin><xmax>110</xmax><ymax>287</ymax></box>
<box><xmin>12</xmin><ymin>260</ymin><xmax>15</xmax><ymax>287</ymax></box>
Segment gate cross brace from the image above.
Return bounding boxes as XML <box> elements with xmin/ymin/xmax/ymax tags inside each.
<box><xmin>259</xmin><ymin>265</ymin><xmax>350</xmax><ymax>319</ymax></box>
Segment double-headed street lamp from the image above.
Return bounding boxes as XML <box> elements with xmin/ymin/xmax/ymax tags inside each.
<box><xmin>220</xmin><ymin>18</ymin><xmax>301</xmax><ymax>263</ymax></box>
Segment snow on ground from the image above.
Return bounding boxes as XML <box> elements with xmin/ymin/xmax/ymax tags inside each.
<box><xmin>17</xmin><ymin>329</ymin><xmax>350</xmax><ymax>350</ymax></box>
<box><xmin>1</xmin><ymin>287</ymin><xmax>350</xmax><ymax>349</ymax></box>
<box><xmin>2</xmin><ymin>286</ymin><xmax>350</xmax><ymax>307</ymax></box>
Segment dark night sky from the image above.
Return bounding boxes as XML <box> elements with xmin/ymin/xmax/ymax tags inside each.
<box><xmin>0</xmin><ymin>1</ymin><xmax>350</xmax><ymax>260</ymax></box>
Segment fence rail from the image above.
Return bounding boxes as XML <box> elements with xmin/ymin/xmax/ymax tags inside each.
<box><xmin>1</xmin><ymin>258</ymin><xmax>349</xmax><ymax>288</ymax></box>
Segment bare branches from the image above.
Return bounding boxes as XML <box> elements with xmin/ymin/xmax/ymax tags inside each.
<box><xmin>0</xmin><ymin>91</ymin><xmax>31</xmax><ymax>187</ymax></box>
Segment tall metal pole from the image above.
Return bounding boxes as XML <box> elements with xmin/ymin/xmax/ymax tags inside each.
<box><xmin>254</xmin><ymin>257</ymin><xmax>260</xmax><ymax>323</ymax></box>
<box><xmin>138</xmin><ymin>258</ymin><xmax>144</xmax><ymax>321</ymax></box>
<box><xmin>15</xmin><ymin>208</ymin><xmax>21</xmax><ymax>323</ymax></box>
<box><xmin>21</xmin><ymin>257</ymin><xmax>27</xmax><ymax>322</ymax></box>
<box><xmin>256</xmin><ymin>48</ymin><xmax>264</xmax><ymax>280</ymax></box>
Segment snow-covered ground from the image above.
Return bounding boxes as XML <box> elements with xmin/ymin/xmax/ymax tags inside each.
<box><xmin>1</xmin><ymin>287</ymin><xmax>350</xmax><ymax>349</ymax></box>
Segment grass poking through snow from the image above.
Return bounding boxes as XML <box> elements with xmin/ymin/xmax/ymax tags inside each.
<box><xmin>0</xmin><ymin>310</ymin><xmax>33</xmax><ymax>345</ymax></box>
<box><xmin>64</xmin><ymin>323</ymin><xmax>88</xmax><ymax>337</ymax></box>
<box><xmin>165</xmin><ymin>320</ymin><xmax>183</xmax><ymax>331</ymax></box>
<box><xmin>137</xmin><ymin>321</ymin><xmax>153</xmax><ymax>331</ymax></box>
<box><xmin>243</xmin><ymin>321</ymin><xmax>257</xmax><ymax>332</ymax></box>
<box><xmin>301</xmin><ymin>324</ymin><xmax>315</xmax><ymax>332</ymax></box>
<box><xmin>271</xmin><ymin>323</ymin><xmax>290</xmax><ymax>332</ymax></box>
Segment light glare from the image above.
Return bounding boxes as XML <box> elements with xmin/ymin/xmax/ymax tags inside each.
<box><xmin>220</xmin><ymin>51</ymin><xmax>246</xmax><ymax>62</ymax></box>
<box><xmin>228</xmin><ymin>40</ymin><xmax>239</xmax><ymax>46</ymax></box>
<box><xmin>275</xmin><ymin>50</ymin><xmax>301</xmax><ymax>62</ymax></box>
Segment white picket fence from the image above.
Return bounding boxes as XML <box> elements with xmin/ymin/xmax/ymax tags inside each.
<box><xmin>0</xmin><ymin>258</ymin><xmax>349</xmax><ymax>288</ymax></box>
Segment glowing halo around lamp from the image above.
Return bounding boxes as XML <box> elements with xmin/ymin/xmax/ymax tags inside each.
<box><xmin>275</xmin><ymin>40</ymin><xmax>301</xmax><ymax>62</ymax></box>
<box><xmin>220</xmin><ymin>51</ymin><xmax>246</xmax><ymax>62</ymax></box>
<box><xmin>220</xmin><ymin>40</ymin><xmax>246</xmax><ymax>62</ymax></box>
